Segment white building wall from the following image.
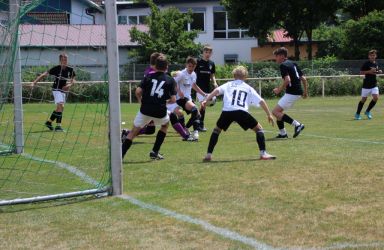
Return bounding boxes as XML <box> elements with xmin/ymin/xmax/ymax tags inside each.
<box><xmin>112</xmin><ymin>1</ymin><xmax>258</xmax><ymax>65</ymax></box>
<box><xmin>71</xmin><ymin>1</ymin><xmax>95</xmax><ymax>24</ymax></box>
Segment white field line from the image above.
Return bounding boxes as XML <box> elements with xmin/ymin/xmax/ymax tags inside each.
<box><xmin>8</xmin><ymin>151</ymin><xmax>384</xmax><ymax>250</ymax></box>
<box><xmin>264</xmin><ymin>130</ymin><xmax>384</xmax><ymax>145</ymax></box>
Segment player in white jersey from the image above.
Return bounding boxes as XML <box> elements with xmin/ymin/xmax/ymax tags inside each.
<box><xmin>174</xmin><ymin>56</ymin><xmax>207</xmax><ymax>140</ymax></box>
<box><xmin>202</xmin><ymin>66</ymin><xmax>276</xmax><ymax>161</ymax></box>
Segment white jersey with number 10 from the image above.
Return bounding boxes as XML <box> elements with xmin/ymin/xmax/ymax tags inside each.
<box><xmin>218</xmin><ymin>80</ymin><xmax>263</xmax><ymax>112</ymax></box>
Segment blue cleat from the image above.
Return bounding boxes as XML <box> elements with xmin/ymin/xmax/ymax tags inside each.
<box><xmin>354</xmin><ymin>114</ymin><xmax>362</xmax><ymax>120</ymax></box>
<box><xmin>364</xmin><ymin>111</ymin><xmax>372</xmax><ymax>120</ymax></box>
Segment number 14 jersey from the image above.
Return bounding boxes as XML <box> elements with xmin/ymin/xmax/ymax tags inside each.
<box><xmin>218</xmin><ymin>79</ymin><xmax>263</xmax><ymax>112</ymax></box>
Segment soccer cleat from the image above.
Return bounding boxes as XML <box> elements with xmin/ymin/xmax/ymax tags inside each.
<box><xmin>182</xmin><ymin>135</ymin><xmax>198</xmax><ymax>142</ymax></box>
<box><xmin>45</xmin><ymin>121</ymin><xmax>53</xmax><ymax>130</ymax></box>
<box><xmin>193</xmin><ymin>130</ymin><xmax>199</xmax><ymax>140</ymax></box>
<box><xmin>364</xmin><ymin>111</ymin><xmax>372</xmax><ymax>119</ymax></box>
<box><xmin>149</xmin><ymin>151</ymin><xmax>164</xmax><ymax>160</ymax></box>
<box><xmin>198</xmin><ymin>126</ymin><xmax>207</xmax><ymax>132</ymax></box>
<box><xmin>202</xmin><ymin>154</ymin><xmax>212</xmax><ymax>162</ymax></box>
<box><xmin>121</xmin><ymin>129</ymin><xmax>129</xmax><ymax>142</ymax></box>
<box><xmin>354</xmin><ymin>114</ymin><xmax>362</xmax><ymax>120</ymax></box>
<box><xmin>54</xmin><ymin>126</ymin><xmax>64</xmax><ymax>132</ymax></box>
<box><xmin>293</xmin><ymin>124</ymin><xmax>305</xmax><ymax>138</ymax></box>
<box><xmin>260</xmin><ymin>152</ymin><xmax>276</xmax><ymax>160</ymax></box>
<box><xmin>275</xmin><ymin>134</ymin><xmax>288</xmax><ymax>139</ymax></box>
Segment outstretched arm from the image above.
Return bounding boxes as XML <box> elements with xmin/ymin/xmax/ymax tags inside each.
<box><xmin>273</xmin><ymin>75</ymin><xmax>290</xmax><ymax>95</ymax></box>
<box><xmin>259</xmin><ymin>99</ymin><xmax>275</xmax><ymax>126</ymax></box>
<box><xmin>301</xmin><ymin>76</ymin><xmax>308</xmax><ymax>99</ymax></box>
<box><xmin>192</xmin><ymin>82</ymin><xmax>207</xmax><ymax>97</ymax></box>
<box><xmin>201</xmin><ymin>88</ymin><xmax>220</xmax><ymax>108</ymax></box>
<box><xmin>30</xmin><ymin>71</ymin><xmax>48</xmax><ymax>87</ymax></box>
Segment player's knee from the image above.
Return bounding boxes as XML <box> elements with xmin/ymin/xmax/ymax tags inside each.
<box><xmin>169</xmin><ymin>112</ymin><xmax>178</xmax><ymax>125</ymax></box>
<box><xmin>213</xmin><ymin>127</ymin><xmax>221</xmax><ymax>134</ymax></box>
<box><xmin>145</xmin><ymin>125</ymin><xmax>156</xmax><ymax>135</ymax></box>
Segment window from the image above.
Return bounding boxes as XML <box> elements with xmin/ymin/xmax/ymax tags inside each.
<box><xmin>213</xmin><ymin>11</ymin><xmax>249</xmax><ymax>39</ymax></box>
<box><xmin>118</xmin><ymin>15</ymin><xmax>127</xmax><ymax>24</ymax></box>
<box><xmin>118</xmin><ymin>15</ymin><xmax>146</xmax><ymax>25</ymax></box>
<box><xmin>189</xmin><ymin>12</ymin><xmax>205</xmax><ymax>31</ymax></box>
<box><xmin>224</xmin><ymin>54</ymin><xmax>238</xmax><ymax>64</ymax></box>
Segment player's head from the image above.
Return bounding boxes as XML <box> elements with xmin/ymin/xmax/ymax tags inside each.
<box><xmin>150</xmin><ymin>52</ymin><xmax>161</xmax><ymax>66</ymax></box>
<box><xmin>232</xmin><ymin>65</ymin><xmax>248</xmax><ymax>80</ymax></box>
<box><xmin>154</xmin><ymin>54</ymin><xmax>168</xmax><ymax>72</ymax></box>
<box><xmin>59</xmin><ymin>53</ymin><xmax>68</xmax><ymax>67</ymax></box>
<box><xmin>202</xmin><ymin>45</ymin><xmax>213</xmax><ymax>60</ymax></box>
<box><xmin>185</xmin><ymin>56</ymin><xmax>197</xmax><ymax>73</ymax></box>
<box><xmin>273</xmin><ymin>47</ymin><xmax>288</xmax><ymax>63</ymax></box>
<box><xmin>368</xmin><ymin>49</ymin><xmax>377</xmax><ymax>61</ymax></box>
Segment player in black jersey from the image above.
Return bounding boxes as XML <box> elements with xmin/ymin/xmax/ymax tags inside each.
<box><xmin>194</xmin><ymin>45</ymin><xmax>218</xmax><ymax>132</ymax></box>
<box><xmin>354</xmin><ymin>49</ymin><xmax>382</xmax><ymax>120</ymax></box>
<box><xmin>272</xmin><ymin>47</ymin><xmax>308</xmax><ymax>138</ymax></box>
<box><xmin>122</xmin><ymin>54</ymin><xmax>177</xmax><ymax>160</ymax></box>
<box><xmin>31</xmin><ymin>53</ymin><xmax>76</xmax><ymax>132</ymax></box>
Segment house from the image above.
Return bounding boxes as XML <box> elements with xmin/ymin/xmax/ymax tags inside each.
<box><xmin>110</xmin><ymin>0</ymin><xmax>258</xmax><ymax>64</ymax></box>
<box><xmin>251</xmin><ymin>29</ymin><xmax>320</xmax><ymax>61</ymax></box>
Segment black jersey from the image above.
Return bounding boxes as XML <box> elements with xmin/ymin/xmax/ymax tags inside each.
<box><xmin>280</xmin><ymin>59</ymin><xmax>303</xmax><ymax>95</ymax></box>
<box><xmin>195</xmin><ymin>58</ymin><xmax>216</xmax><ymax>93</ymax></box>
<box><xmin>48</xmin><ymin>65</ymin><xmax>76</xmax><ymax>92</ymax></box>
<box><xmin>361</xmin><ymin>60</ymin><xmax>378</xmax><ymax>89</ymax></box>
<box><xmin>140</xmin><ymin>72</ymin><xmax>177</xmax><ymax>118</ymax></box>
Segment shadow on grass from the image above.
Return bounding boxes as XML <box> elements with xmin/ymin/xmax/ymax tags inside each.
<box><xmin>0</xmin><ymin>195</ymin><xmax>103</xmax><ymax>213</ymax></box>
<box><xmin>200</xmin><ymin>158</ymin><xmax>259</xmax><ymax>164</ymax></box>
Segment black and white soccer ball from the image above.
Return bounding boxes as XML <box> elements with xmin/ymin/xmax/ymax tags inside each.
<box><xmin>205</xmin><ymin>96</ymin><xmax>217</xmax><ymax>107</ymax></box>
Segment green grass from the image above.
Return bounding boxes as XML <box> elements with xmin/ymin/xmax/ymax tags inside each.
<box><xmin>1</xmin><ymin>96</ymin><xmax>383</xmax><ymax>249</ymax></box>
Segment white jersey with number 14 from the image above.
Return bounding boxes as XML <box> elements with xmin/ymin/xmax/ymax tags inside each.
<box><xmin>218</xmin><ymin>79</ymin><xmax>263</xmax><ymax>112</ymax></box>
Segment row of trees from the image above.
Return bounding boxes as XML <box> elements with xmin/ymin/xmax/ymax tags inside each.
<box><xmin>221</xmin><ymin>0</ymin><xmax>384</xmax><ymax>60</ymax></box>
<box><xmin>129</xmin><ymin>0</ymin><xmax>384</xmax><ymax>63</ymax></box>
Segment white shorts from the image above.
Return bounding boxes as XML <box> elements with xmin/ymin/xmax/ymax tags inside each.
<box><xmin>166</xmin><ymin>103</ymin><xmax>179</xmax><ymax>113</ymax></box>
<box><xmin>361</xmin><ymin>87</ymin><xmax>379</xmax><ymax>97</ymax></box>
<box><xmin>133</xmin><ymin>111</ymin><xmax>169</xmax><ymax>128</ymax></box>
<box><xmin>277</xmin><ymin>93</ymin><xmax>301</xmax><ymax>110</ymax></box>
<box><xmin>196</xmin><ymin>93</ymin><xmax>206</xmax><ymax>102</ymax></box>
<box><xmin>53</xmin><ymin>90</ymin><xmax>66</xmax><ymax>104</ymax></box>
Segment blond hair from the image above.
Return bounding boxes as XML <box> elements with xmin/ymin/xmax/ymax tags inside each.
<box><xmin>232</xmin><ymin>65</ymin><xmax>248</xmax><ymax>79</ymax></box>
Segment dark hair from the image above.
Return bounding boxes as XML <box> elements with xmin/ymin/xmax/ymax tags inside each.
<box><xmin>186</xmin><ymin>56</ymin><xmax>197</xmax><ymax>65</ymax></box>
<box><xmin>150</xmin><ymin>52</ymin><xmax>161</xmax><ymax>66</ymax></box>
<box><xmin>273</xmin><ymin>47</ymin><xmax>288</xmax><ymax>57</ymax></box>
<box><xmin>155</xmin><ymin>54</ymin><xmax>168</xmax><ymax>71</ymax></box>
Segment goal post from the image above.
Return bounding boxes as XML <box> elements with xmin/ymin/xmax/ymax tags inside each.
<box><xmin>0</xmin><ymin>0</ymin><xmax>122</xmax><ymax>205</ymax></box>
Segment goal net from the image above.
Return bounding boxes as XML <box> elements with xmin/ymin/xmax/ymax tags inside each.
<box><xmin>0</xmin><ymin>0</ymin><xmax>115</xmax><ymax>205</ymax></box>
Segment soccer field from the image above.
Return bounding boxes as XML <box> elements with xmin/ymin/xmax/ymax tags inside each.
<box><xmin>1</xmin><ymin>96</ymin><xmax>383</xmax><ymax>249</ymax></box>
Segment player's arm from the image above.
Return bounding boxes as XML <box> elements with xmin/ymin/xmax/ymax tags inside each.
<box><xmin>273</xmin><ymin>75</ymin><xmax>290</xmax><ymax>95</ymax></box>
<box><xmin>167</xmin><ymin>95</ymin><xmax>176</xmax><ymax>104</ymax></box>
<box><xmin>259</xmin><ymin>99</ymin><xmax>275</xmax><ymax>126</ymax></box>
<box><xmin>301</xmin><ymin>75</ymin><xmax>308</xmax><ymax>99</ymax></box>
<box><xmin>135</xmin><ymin>87</ymin><xmax>143</xmax><ymax>104</ymax></box>
<box><xmin>192</xmin><ymin>82</ymin><xmax>207</xmax><ymax>97</ymax></box>
<box><xmin>211</xmin><ymin>73</ymin><xmax>218</xmax><ymax>88</ymax></box>
<box><xmin>30</xmin><ymin>71</ymin><xmax>48</xmax><ymax>87</ymax></box>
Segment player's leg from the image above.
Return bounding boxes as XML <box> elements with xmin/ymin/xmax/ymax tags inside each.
<box><xmin>174</xmin><ymin>107</ymin><xmax>188</xmax><ymax>133</ymax></box>
<box><xmin>273</xmin><ymin>94</ymin><xmax>304</xmax><ymax>138</ymax></box>
<box><xmin>150</xmin><ymin>116</ymin><xmax>170</xmax><ymax>160</ymax></box>
<box><xmin>364</xmin><ymin>88</ymin><xmax>379</xmax><ymax>119</ymax></box>
<box><xmin>197</xmin><ymin>93</ymin><xmax>207</xmax><ymax>132</ymax></box>
<box><xmin>169</xmin><ymin>111</ymin><xmax>192</xmax><ymax>140</ymax></box>
<box><xmin>251</xmin><ymin>123</ymin><xmax>276</xmax><ymax>160</ymax></box>
<box><xmin>54</xmin><ymin>102</ymin><xmax>65</xmax><ymax>131</ymax></box>
<box><xmin>122</xmin><ymin>126</ymin><xmax>141</xmax><ymax>159</ymax></box>
<box><xmin>184</xmin><ymin>101</ymin><xmax>201</xmax><ymax>140</ymax></box>
<box><xmin>203</xmin><ymin>112</ymin><xmax>230</xmax><ymax>162</ymax></box>
<box><xmin>355</xmin><ymin>88</ymin><xmax>368</xmax><ymax>120</ymax></box>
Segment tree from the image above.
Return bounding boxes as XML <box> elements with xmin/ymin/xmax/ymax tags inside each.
<box><xmin>341</xmin><ymin>10</ymin><xmax>384</xmax><ymax>59</ymax></box>
<box><xmin>129</xmin><ymin>0</ymin><xmax>202</xmax><ymax>63</ymax></box>
<box><xmin>341</xmin><ymin>0</ymin><xmax>384</xmax><ymax>20</ymax></box>
<box><xmin>221</xmin><ymin>0</ymin><xmax>341</xmax><ymax>60</ymax></box>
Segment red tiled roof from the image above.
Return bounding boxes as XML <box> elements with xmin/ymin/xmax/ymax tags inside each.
<box><xmin>19</xmin><ymin>24</ymin><xmax>148</xmax><ymax>47</ymax></box>
<box><xmin>26</xmin><ymin>12</ymin><xmax>69</xmax><ymax>24</ymax></box>
<box><xmin>268</xmin><ymin>29</ymin><xmax>292</xmax><ymax>43</ymax></box>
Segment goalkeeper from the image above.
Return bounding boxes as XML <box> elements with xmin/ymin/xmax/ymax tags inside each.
<box><xmin>30</xmin><ymin>53</ymin><xmax>76</xmax><ymax>132</ymax></box>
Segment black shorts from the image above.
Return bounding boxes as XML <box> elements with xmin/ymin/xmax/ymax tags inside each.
<box><xmin>216</xmin><ymin>110</ymin><xmax>258</xmax><ymax>131</ymax></box>
<box><xmin>176</xmin><ymin>97</ymin><xmax>194</xmax><ymax>114</ymax></box>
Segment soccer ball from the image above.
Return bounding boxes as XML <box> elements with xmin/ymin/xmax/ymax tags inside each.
<box><xmin>206</xmin><ymin>96</ymin><xmax>217</xmax><ymax>107</ymax></box>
